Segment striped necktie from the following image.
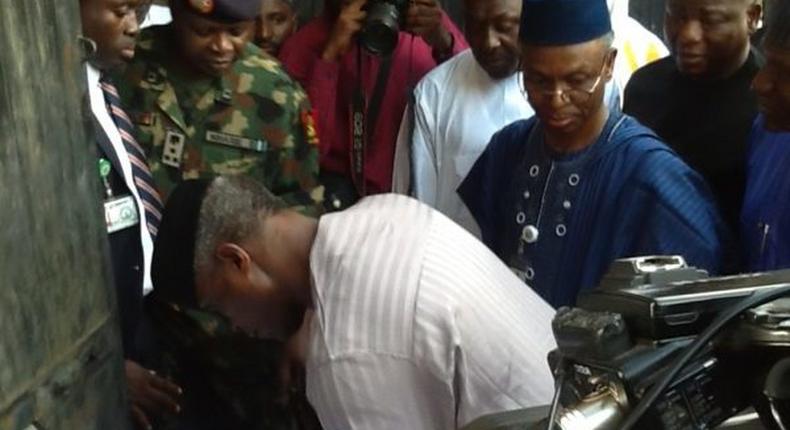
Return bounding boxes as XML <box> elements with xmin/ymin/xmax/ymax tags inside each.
<box><xmin>100</xmin><ymin>77</ymin><xmax>164</xmax><ymax>238</ymax></box>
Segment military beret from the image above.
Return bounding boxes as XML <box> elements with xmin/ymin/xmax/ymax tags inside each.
<box><xmin>520</xmin><ymin>0</ymin><xmax>612</xmax><ymax>46</ymax></box>
<box><xmin>177</xmin><ymin>0</ymin><xmax>261</xmax><ymax>23</ymax></box>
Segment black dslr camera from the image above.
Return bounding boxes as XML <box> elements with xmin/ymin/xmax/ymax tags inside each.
<box><xmin>359</xmin><ymin>0</ymin><xmax>409</xmax><ymax>56</ymax></box>
<box><xmin>464</xmin><ymin>256</ymin><xmax>790</xmax><ymax>430</ymax></box>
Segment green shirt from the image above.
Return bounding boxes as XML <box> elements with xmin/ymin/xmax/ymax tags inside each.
<box><xmin>113</xmin><ymin>25</ymin><xmax>323</xmax><ymax>215</ymax></box>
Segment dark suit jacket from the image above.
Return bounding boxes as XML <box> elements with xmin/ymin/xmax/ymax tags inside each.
<box><xmin>93</xmin><ymin>116</ymin><xmax>145</xmax><ymax>360</ymax></box>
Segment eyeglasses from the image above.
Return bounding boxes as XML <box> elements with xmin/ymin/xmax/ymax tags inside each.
<box><xmin>520</xmin><ymin>54</ymin><xmax>611</xmax><ymax>105</ymax></box>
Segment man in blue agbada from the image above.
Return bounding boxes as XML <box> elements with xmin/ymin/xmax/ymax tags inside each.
<box><xmin>741</xmin><ymin>0</ymin><xmax>790</xmax><ymax>271</ymax></box>
<box><xmin>458</xmin><ymin>0</ymin><xmax>728</xmax><ymax>308</ymax></box>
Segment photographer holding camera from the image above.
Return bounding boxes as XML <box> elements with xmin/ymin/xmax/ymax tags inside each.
<box><xmin>279</xmin><ymin>0</ymin><xmax>467</xmax><ymax>210</ymax></box>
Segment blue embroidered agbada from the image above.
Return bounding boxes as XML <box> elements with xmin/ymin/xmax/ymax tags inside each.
<box><xmin>741</xmin><ymin>115</ymin><xmax>790</xmax><ymax>271</ymax></box>
<box><xmin>458</xmin><ymin>111</ymin><xmax>727</xmax><ymax>307</ymax></box>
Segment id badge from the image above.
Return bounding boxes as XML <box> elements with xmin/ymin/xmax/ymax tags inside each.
<box><xmin>105</xmin><ymin>195</ymin><xmax>139</xmax><ymax>234</ymax></box>
<box><xmin>162</xmin><ymin>130</ymin><xmax>186</xmax><ymax>168</ymax></box>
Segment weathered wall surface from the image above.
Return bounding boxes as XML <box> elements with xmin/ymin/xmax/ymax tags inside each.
<box><xmin>0</xmin><ymin>1</ymin><xmax>128</xmax><ymax>429</ymax></box>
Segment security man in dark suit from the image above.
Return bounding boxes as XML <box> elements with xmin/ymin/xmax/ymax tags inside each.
<box><xmin>80</xmin><ymin>0</ymin><xmax>183</xmax><ymax>428</ymax></box>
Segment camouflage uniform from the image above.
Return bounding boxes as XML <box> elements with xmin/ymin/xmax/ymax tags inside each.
<box><xmin>113</xmin><ymin>25</ymin><xmax>323</xmax><ymax>214</ymax></box>
<box><xmin>114</xmin><ymin>25</ymin><xmax>323</xmax><ymax>430</ymax></box>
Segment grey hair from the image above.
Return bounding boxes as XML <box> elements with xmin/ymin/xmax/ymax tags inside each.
<box><xmin>194</xmin><ymin>176</ymin><xmax>285</xmax><ymax>273</ymax></box>
<box><xmin>764</xmin><ymin>0</ymin><xmax>790</xmax><ymax>50</ymax></box>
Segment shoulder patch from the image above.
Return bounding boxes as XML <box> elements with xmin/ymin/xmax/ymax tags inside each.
<box><xmin>301</xmin><ymin>109</ymin><xmax>319</xmax><ymax>146</ymax></box>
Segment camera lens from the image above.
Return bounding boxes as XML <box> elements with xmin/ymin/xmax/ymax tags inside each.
<box><xmin>360</xmin><ymin>1</ymin><xmax>401</xmax><ymax>56</ymax></box>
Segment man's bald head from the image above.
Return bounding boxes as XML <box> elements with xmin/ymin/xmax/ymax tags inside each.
<box><xmin>462</xmin><ymin>0</ymin><xmax>520</xmax><ymax>11</ymax></box>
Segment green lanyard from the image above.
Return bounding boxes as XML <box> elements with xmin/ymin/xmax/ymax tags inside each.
<box><xmin>99</xmin><ymin>158</ymin><xmax>113</xmax><ymax>199</ymax></box>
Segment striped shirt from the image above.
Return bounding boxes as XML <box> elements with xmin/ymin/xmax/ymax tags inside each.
<box><xmin>307</xmin><ymin>194</ymin><xmax>557</xmax><ymax>429</ymax></box>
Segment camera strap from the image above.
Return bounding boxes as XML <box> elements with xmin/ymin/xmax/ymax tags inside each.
<box><xmin>350</xmin><ymin>49</ymin><xmax>393</xmax><ymax>197</ymax></box>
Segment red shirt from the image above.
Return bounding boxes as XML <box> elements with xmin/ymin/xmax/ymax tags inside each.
<box><xmin>279</xmin><ymin>14</ymin><xmax>467</xmax><ymax>194</ymax></box>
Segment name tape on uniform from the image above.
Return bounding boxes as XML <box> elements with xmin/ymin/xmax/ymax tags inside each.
<box><xmin>205</xmin><ymin>130</ymin><xmax>267</xmax><ymax>153</ymax></box>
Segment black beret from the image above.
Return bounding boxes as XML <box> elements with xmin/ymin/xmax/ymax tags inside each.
<box><xmin>177</xmin><ymin>0</ymin><xmax>261</xmax><ymax>23</ymax></box>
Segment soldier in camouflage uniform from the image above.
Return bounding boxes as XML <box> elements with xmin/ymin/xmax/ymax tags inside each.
<box><xmin>111</xmin><ymin>1</ymin><xmax>323</xmax><ymax>429</ymax></box>
<box><xmin>113</xmin><ymin>0</ymin><xmax>323</xmax><ymax>215</ymax></box>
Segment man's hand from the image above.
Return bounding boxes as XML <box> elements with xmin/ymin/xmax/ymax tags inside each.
<box><xmin>125</xmin><ymin>360</ymin><xmax>183</xmax><ymax>430</ymax></box>
<box><xmin>322</xmin><ymin>0</ymin><xmax>367</xmax><ymax>61</ymax></box>
<box><xmin>405</xmin><ymin>0</ymin><xmax>451</xmax><ymax>52</ymax></box>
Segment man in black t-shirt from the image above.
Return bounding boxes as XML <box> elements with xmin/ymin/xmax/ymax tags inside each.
<box><xmin>624</xmin><ymin>0</ymin><xmax>762</xmax><ymax>268</ymax></box>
